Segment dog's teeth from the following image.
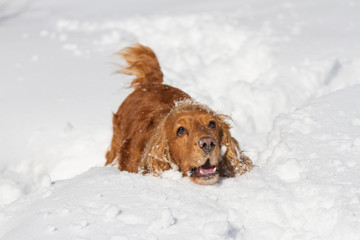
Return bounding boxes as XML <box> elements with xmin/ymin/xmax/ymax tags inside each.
<box><xmin>199</xmin><ymin>169</ymin><xmax>204</xmax><ymax>175</ymax></box>
<box><xmin>213</xmin><ymin>167</ymin><xmax>216</xmax><ymax>172</ymax></box>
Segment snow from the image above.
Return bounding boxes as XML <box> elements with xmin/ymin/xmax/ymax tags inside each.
<box><xmin>1</xmin><ymin>0</ymin><xmax>360</xmax><ymax>239</ymax></box>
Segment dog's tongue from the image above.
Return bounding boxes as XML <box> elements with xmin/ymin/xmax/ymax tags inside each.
<box><xmin>198</xmin><ymin>160</ymin><xmax>216</xmax><ymax>175</ymax></box>
<box><xmin>199</xmin><ymin>167</ymin><xmax>215</xmax><ymax>175</ymax></box>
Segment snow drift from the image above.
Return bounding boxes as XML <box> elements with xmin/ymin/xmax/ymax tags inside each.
<box><xmin>1</xmin><ymin>86</ymin><xmax>360</xmax><ymax>239</ymax></box>
<box><xmin>1</xmin><ymin>0</ymin><xmax>360</xmax><ymax>239</ymax></box>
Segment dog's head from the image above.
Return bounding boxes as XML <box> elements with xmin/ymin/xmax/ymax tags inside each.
<box><xmin>141</xmin><ymin>101</ymin><xmax>252</xmax><ymax>185</ymax></box>
<box><xmin>165</xmin><ymin>108</ymin><xmax>222</xmax><ymax>185</ymax></box>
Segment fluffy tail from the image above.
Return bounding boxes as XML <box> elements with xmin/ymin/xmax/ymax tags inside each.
<box><xmin>116</xmin><ymin>43</ymin><xmax>164</xmax><ymax>89</ymax></box>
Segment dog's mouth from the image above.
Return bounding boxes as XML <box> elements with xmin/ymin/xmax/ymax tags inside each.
<box><xmin>190</xmin><ymin>159</ymin><xmax>218</xmax><ymax>178</ymax></box>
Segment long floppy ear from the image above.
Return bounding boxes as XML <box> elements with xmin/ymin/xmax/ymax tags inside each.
<box><xmin>217</xmin><ymin>115</ymin><xmax>253</xmax><ymax>177</ymax></box>
<box><xmin>140</xmin><ymin>124</ymin><xmax>173</xmax><ymax>176</ymax></box>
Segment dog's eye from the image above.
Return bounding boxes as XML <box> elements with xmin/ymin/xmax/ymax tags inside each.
<box><xmin>209</xmin><ymin>121</ymin><xmax>216</xmax><ymax>129</ymax></box>
<box><xmin>177</xmin><ymin>127</ymin><xmax>187</xmax><ymax>137</ymax></box>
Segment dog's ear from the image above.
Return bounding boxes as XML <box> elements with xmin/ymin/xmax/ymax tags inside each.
<box><xmin>140</xmin><ymin>123</ymin><xmax>172</xmax><ymax>175</ymax></box>
<box><xmin>217</xmin><ymin>115</ymin><xmax>253</xmax><ymax>177</ymax></box>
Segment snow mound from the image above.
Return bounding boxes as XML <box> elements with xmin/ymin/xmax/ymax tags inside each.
<box><xmin>1</xmin><ymin>86</ymin><xmax>360</xmax><ymax>239</ymax></box>
<box><xmin>2</xmin><ymin>0</ymin><xmax>360</xmax><ymax>239</ymax></box>
<box><xmin>2</xmin><ymin>3</ymin><xmax>360</xmax><ymax>208</ymax></box>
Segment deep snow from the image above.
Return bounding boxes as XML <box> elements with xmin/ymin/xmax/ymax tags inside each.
<box><xmin>1</xmin><ymin>86</ymin><xmax>360</xmax><ymax>240</ymax></box>
<box><xmin>1</xmin><ymin>0</ymin><xmax>360</xmax><ymax>239</ymax></box>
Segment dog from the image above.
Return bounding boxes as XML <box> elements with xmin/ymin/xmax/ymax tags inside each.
<box><xmin>105</xmin><ymin>43</ymin><xmax>252</xmax><ymax>185</ymax></box>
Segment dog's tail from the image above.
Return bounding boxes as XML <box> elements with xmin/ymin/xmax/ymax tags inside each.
<box><xmin>116</xmin><ymin>43</ymin><xmax>164</xmax><ymax>89</ymax></box>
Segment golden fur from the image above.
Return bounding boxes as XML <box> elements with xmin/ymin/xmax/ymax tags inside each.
<box><xmin>106</xmin><ymin>43</ymin><xmax>252</xmax><ymax>185</ymax></box>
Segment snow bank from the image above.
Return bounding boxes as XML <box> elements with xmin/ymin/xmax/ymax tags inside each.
<box><xmin>1</xmin><ymin>0</ymin><xmax>360</xmax><ymax>239</ymax></box>
<box><xmin>1</xmin><ymin>86</ymin><xmax>360</xmax><ymax>240</ymax></box>
<box><xmin>2</xmin><ymin>1</ymin><xmax>360</xmax><ymax>203</ymax></box>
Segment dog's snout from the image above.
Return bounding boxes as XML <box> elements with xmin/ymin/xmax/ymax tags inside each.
<box><xmin>198</xmin><ymin>137</ymin><xmax>216</xmax><ymax>154</ymax></box>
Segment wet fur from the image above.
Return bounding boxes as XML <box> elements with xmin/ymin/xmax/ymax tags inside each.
<box><xmin>106</xmin><ymin>43</ymin><xmax>252</xmax><ymax>184</ymax></box>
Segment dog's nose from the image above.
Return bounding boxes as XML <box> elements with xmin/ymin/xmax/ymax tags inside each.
<box><xmin>198</xmin><ymin>137</ymin><xmax>216</xmax><ymax>154</ymax></box>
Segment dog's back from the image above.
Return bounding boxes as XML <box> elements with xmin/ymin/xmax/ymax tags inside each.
<box><xmin>106</xmin><ymin>44</ymin><xmax>190</xmax><ymax>170</ymax></box>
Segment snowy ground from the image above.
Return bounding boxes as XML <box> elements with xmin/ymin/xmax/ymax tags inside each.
<box><xmin>1</xmin><ymin>0</ymin><xmax>360</xmax><ymax>239</ymax></box>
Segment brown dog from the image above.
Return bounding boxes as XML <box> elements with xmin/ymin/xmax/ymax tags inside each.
<box><xmin>106</xmin><ymin>44</ymin><xmax>252</xmax><ymax>185</ymax></box>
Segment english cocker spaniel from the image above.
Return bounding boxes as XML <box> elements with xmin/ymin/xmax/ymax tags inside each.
<box><xmin>105</xmin><ymin>44</ymin><xmax>252</xmax><ymax>185</ymax></box>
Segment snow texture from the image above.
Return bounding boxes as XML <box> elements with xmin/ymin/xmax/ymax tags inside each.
<box><xmin>1</xmin><ymin>0</ymin><xmax>360</xmax><ymax>239</ymax></box>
